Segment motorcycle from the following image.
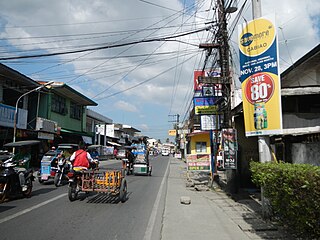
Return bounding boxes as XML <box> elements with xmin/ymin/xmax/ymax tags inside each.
<box><xmin>54</xmin><ymin>156</ymin><xmax>71</xmax><ymax>187</ymax></box>
<box><xmin>122</xmin><ymin>158</ymin><xmax>133</xmax><ymax>175</ymax></box>
<box><xmin>67</xmin><ymin>160</ymin><xmax>99</xmax><ymax>201</ymax></box>
<box><xmin>0</xmin><ymin>158</ymin><xmax>34</xmax><ymax>203</ymax></box>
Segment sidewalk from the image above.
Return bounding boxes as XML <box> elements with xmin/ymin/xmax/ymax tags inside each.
<box><xmin>161</xmin><ymin>157</ymin><xmax>293</xmax><ymax>240</ymax></box>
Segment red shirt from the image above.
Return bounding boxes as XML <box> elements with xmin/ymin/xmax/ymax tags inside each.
<box><xmin>72</xmin><ymin>149</ymin><xmax>90</xmax><ymax>168</ymax></box>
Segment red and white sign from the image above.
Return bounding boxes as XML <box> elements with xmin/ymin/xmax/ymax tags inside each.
<box><xmin>244</xmin><ymin>72</ymin><xmax>274</xmax><ymax>104</ymax></box>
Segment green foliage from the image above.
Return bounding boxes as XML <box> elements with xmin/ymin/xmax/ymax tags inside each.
<box><xmin>250</xmin><ymin>161</ymin><xmax>320</xmax><ymax>239</ymax></box>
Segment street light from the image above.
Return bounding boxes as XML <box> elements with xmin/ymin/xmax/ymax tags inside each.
<box><xmin>13</xmin><ymin>81</ymin><xmax>54</xmax><ymax>152</ymax></box>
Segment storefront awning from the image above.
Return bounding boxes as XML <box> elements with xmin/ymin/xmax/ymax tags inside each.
<box><xmin>107</xmin><ymin>141</ymin><xmax>121</xmax><ymax>147</ymax></box>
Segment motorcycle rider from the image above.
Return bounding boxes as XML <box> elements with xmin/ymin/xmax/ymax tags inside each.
<box><xmin>69</xmin><ymin>143</ymin><xmax>97</xmax><ymax>170</ymax></box>
<box><xmin>126</xmin><ymin>148</ymin><xmax>135</xmax><ymax>170</ymax></box>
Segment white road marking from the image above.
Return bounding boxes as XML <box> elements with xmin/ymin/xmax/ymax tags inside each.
<box><xmin>143</xmin><ymin>158</ymin><xmax>170</xmax><ymax>240</ymax></box>
<box><xmin>0</xmin><ymin>193</ymin><xmax>67</xmax><ymax>224</ymax></box>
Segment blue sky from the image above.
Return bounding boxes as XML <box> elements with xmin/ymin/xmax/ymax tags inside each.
<box><xmin>0</xmin><ymin>0</ymin><xmax>319</xmax><ymax>142</ymax></box>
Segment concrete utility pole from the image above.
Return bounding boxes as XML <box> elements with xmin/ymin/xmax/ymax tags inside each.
<box><xmin>251</xmin><ymin>0</ymin><xmax>272</xmax><ymax>164</ymax></box>
<box><xmin>252</xmin><ymin>0</ymin><xmax>272</xmax><ymax>218</ymax></box>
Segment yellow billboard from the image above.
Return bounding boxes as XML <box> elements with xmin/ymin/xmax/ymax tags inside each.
<box><xmin>238</xmin><ymin>15</ymin><xmax>282</xmax><ymax>136</ymax></box>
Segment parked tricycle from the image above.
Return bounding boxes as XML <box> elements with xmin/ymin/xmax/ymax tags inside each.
<box><xmin>38</xmin><ymin>143</ymin><xmax>78</xmax><ymax>184</ymax></box>
<box><xmin>0</xmin><ymin>140</ymin><xmax>40</xmax><ymax>202</ymax></box>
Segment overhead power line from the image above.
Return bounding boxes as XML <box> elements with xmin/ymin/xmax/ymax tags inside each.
<box><xmin>0</xmin><ymin>27</ymin><xmax>209</xmax><ymax>61</ymax></box>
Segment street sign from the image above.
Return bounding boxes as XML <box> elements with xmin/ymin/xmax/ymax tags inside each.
<box><xmin>168</xmin><ymin>130</ymin><xmax>176</xmax><ymax>136</ymax></box>
<box><xmin>202</xmin><ymin>86</ymin><xmax>214</xmax><ymax>97</ymax></box>
<box><xmin>198</xmin><ymin>76</ymin><xmax>229</xmax><ymax>84</ymax></box>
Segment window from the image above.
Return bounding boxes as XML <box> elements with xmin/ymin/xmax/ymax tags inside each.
<box><xmin>196</xmin><ymin>142</ymin><xmax>207</xmax><ymax>153</ymax></box>
<box><xmin>51</xmin><ymin>95</ymin><xmax>67</xmax><ymax>115</ymax></box>
<box><xmin>70</xmin><ymin>101</ymin><xmax>82</xmax><ymax>120</ymax></box>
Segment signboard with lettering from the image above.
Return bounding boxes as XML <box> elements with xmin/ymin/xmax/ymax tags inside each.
<box><xmin>194</xmin><ymin>69</ymin><xmax>221</xmax><ymax>91</ymax></box>
<box><xmin>194</xmin><ymin>97</ymin><xmax>219</xmax><ymax>115</ymax></box>
<box><xmin>221</xmin><ymin>128</ymin><xmax>237</xmax><ymax>169</ymax></box>
<box><xmin>168</xmin><ymin>129</ymin><xmax>176</xmax><ymax>136</ymax></box>
<box><xmin>238</xmin><ymin>14</ymin><xmax>282</xmax><ymax>137</ymax></box>
<box><xmin>0</xmin><ymin>103</ymin><xmax>27</xmax><ymax>129</ymax></box>
<box><xmin>186</xmin><ymin>154</ymin><xmax>211</xmax><ymax>171</ymax></box>
<box><xmin>200</xmin><ymin>115</ymin><xmax>220</xmax><ymax>131</ymax></box>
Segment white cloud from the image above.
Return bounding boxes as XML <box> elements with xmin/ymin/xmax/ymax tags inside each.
<box><xmin>114</xmin><ymin>100</ymin><xmax>138</xmax><ymax>112</ymax></box>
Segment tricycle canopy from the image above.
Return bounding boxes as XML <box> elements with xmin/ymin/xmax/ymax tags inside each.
<box><xmin>4</xmin><ymin>140</ymin><xmax>40</xmax><ymax>148</ymax></box>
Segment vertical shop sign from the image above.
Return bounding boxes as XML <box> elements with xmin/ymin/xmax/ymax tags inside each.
<box><xmin>238</xmin><ymin>14</ymin><xmax>282</xmax><ymax>137</ymax></box>
<box><xmin>221</xmin><ymin>128</ymin><xmax>237</xmax><ymax>169</ymax></box>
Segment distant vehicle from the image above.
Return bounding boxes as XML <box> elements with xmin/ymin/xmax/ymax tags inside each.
<box><xmin>116</xmin><ymin>149</ymin><xmax>126</xmax><ymax>160</ymax></box>
<box><xmin>161</xmin><ymin>148</ymin><xmax>170</xmax><ymax>156</ymax></box>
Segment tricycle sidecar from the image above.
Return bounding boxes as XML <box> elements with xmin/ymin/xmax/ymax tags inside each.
<box><xmin>38</xmin><ymin>143</ymin><xmax>78</xmax><ymax>184</ymax></box>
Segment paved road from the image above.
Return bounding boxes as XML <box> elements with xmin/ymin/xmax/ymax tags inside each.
<box><xmin>0</xmin><ymin>155</ymin><xmax>169</xmax><ymax>240</ymax></box>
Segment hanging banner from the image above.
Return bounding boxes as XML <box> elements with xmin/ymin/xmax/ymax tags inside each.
<box><xmin>238</xmin><ymin>14</ymin><xmax>282</xmax><ymax>137</ymax></box>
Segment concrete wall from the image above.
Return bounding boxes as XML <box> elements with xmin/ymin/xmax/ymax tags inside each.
<box><xmin>291</xmin><ymin>142</ymin><xmax>320</xmax><ymax>166</ymax></box>
<box><xmin>283</xmin><ymin>113</ymin><xmax>320</xmax><ymax>129</ymax></box>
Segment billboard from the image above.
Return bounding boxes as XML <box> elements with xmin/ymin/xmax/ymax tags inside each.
<box><xmin>238</xmin><ymin>15</ymin><xmax>282</xmax><ymax>137</ymax></box>
<box><xmin>194</xmin><ymin>69</ymin><xmax>220</xmax><ymax>91</ymax></box>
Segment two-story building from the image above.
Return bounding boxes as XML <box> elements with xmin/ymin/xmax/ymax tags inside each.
<box><xmin>37</xmin><ymin>81</ymin><xmax>97</xmax><ymax>146</ymax></box>
<box><xmin>0</xmin><ymin>63</ymin><xmax>107</xmax><ymax>167</ymax></box>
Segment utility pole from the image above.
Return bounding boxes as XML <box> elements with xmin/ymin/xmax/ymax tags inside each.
<box><xmin>252</xmin><ymin>0</ymin><xmax>272</xmax><ymax>218</ymax></box>
<box><xmin>168</xmin><ymin>114</ymin><xmax>180</xmax><ymax>151</ymax></box>
<box><xmin>217</xmin><ymin>0</ymin><xmax>237</xmax><ymax>194</ymax></box>
<box><xmin>251</xmin><ymin>0</ymin><xmax>272</xmax><ymax>164</ymax></box>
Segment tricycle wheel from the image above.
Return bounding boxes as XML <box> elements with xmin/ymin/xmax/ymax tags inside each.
<box><xmin>68</xmin><ymin>184</ymin><xmax>78</xmax><ymax>202</ymax></box>
<box><xmin>54</xmin><ymin>172</ymin><xmax>61</xmax><ymax>187</ymax></box>
<box><xmin>22</xmin><ymin>179</ymin><xmax>32</xmax><ymax>198</ymax></box>
<box><xmin>119</xmin><ymin>178</ymin><xmax>127</xmax><ymax>203</ymax></box>
<box><xmin>0</xmin><ymin>182</ymin><xmax>8</xmax><ymax>203</ymax></box>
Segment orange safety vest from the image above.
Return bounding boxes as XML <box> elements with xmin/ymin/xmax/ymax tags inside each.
<box><xmin>73</xmin><ymin>150</ymin><xmax>90</xmax><ymax>168</ymax></box>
